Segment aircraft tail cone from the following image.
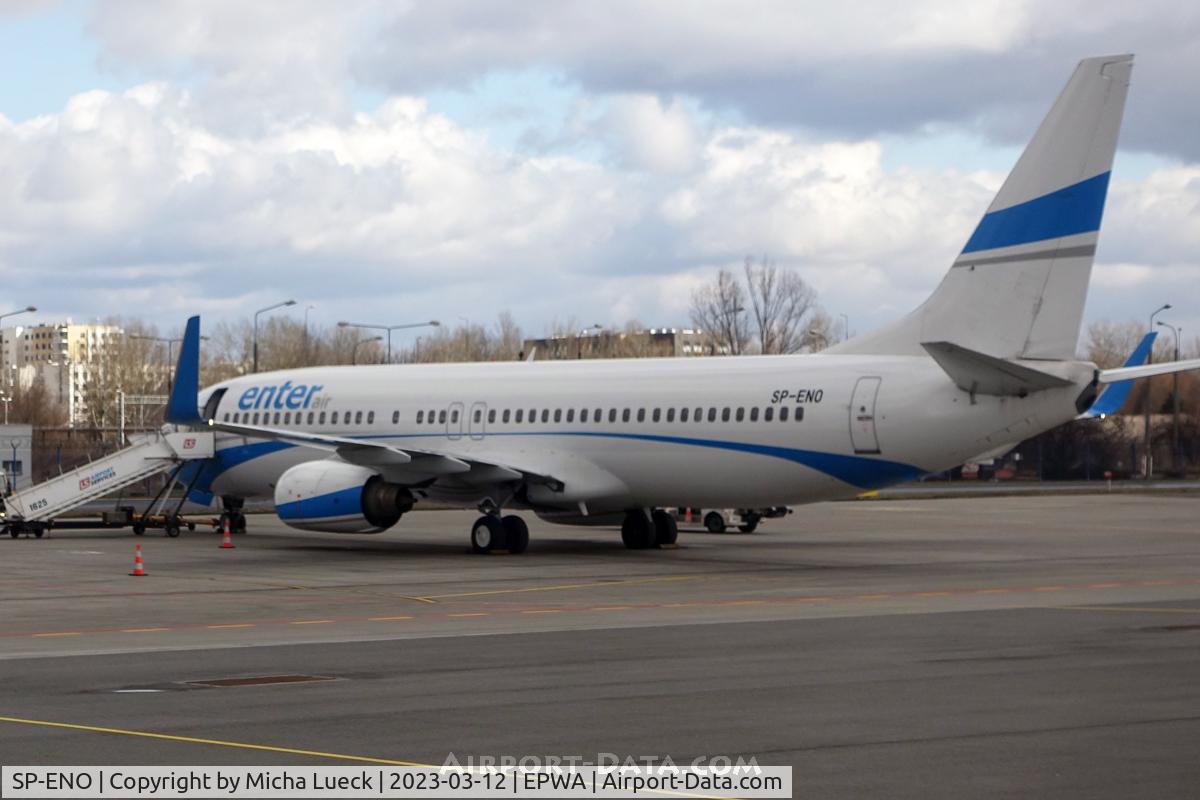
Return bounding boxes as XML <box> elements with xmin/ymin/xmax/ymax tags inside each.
<box><xmin>130</xmin><ymin>543</ymin><xmax>146</xmax><ymax>577</ymax></box>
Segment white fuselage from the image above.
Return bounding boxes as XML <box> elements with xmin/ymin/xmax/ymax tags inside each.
<box><xmin>194</xmin><ymin>353</ymin><xmax>1091</xmax><ymax>519</ymax></box>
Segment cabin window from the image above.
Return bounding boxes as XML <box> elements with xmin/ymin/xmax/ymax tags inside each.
<box><xmin>735</xmin><ymin>407</ymin><xmax>744</xmax><ymax>422</ymax></box>
<box><xmin>554</xmin><ymin>409</ymin><xmax>562</xmax><ymax>423</ymax></box>
<box><xmin>223</xmin><ymin>412</ymin><xmax>230</xmax><ymax>422</ymax></box>
<box><xmin>438</xmin><ymin>410</ymin><xmax>446</xmax><ymax>424</ymax></box>
<box><xmin>529</xmin><ymin>408</ymin><xmax>536</xmax><ymax>422</ymax></box>
<box><xmin>394</xmin><ymin>411</ymin><xmax>402</xmax><ymax>424</ymax></box>
<box><xmin>694</xmin><ymin>407</ymin><xmax>702</xmax><ymax>422</ymax></box>
<box><xmin>428</xmin><ymin>409</ymin><xmax>436</xmax><ymax>423</ymax></box>
<box><xmin>636</xmin><ymin>408</ymin><xmax>645</xmax><ymax>422</ymax></box>
<box><xmin>451</xmin><ymin>409</ymin><xmax>459</xmax><ymax>424</ymax></box>
<box><xmin>750</xmin><ymin>407</ymin><xmax>759</xmax><ymax>422</ymax></box>
<box><xmin>779</xmin><ymin>406</ymin><xmax>790</xmax><ymax>422</ymax></box>
<box><xmin>680</xmin><ymin>407</ymin><xmax>689</xmax><ymax>423</ymax></box>
<box><xmin>416</xmin><ymin>410</ymin><xmax>424</xmax><ymax>424</ymax></box>
<box><xmin>609</xmin><ymin>409</ymin><xmax>617</xmax><ymax>423</ymax></box>
<box><xmin>515</xmin><ymin>409</ymin><xmax>523</xmax><ymax>423</ymax></box>
<box><xmin>473</xmin><ymin>408</ymin><xmax>482</xmax><ymax>424</ymax></box>
<box><xmin>566</xmin><ymin>409</ymin><xmax>574</xmax><ymax>423</ymax></box>
<box><xmin>503</xmin><ymin>409</ymin><xmax>511</xmax><ymax>423</ymax></box>
<box><xmin>319</xmin><ymin>412</ymin><xmax>326</xmax><ymax>424</ymax></box>
<box><xmin>795</xmin><ymin>407</ymin><xmax>804</xmax><ymax>422</ymax></box>
<box><xmin>252</xmin><ymin>412</ymin><xmax>260</xmax><ymax>424</ymax></box>
<box><xmin>666</xmin><ymin>408</ymin><xmax>675</xmax><ymax>423</ymax></box>
<box><xmin>270</xmin><ymin>412</ymin><xmax>278</xmax><ymax>424</ymax></box>
<box><xmin>764</xmin><ymin>407</ymin><xmax>773</xmax><ymax>422</ymax></box>
<box><xmin>367</xmin><ymin>411</ymin><xmax>375</xmax><ymax>424</ymax></box>
<box><xmin>307</xmin><ymin>412</ymin><xmax>314</xmax><ymax>425</ymax></box>
<box><xmin>283</xmin><ymin>412</ymin><xmax>291</xmax><ymax>424</ymax></box>
<box><xmin>707</xmin><ymin>408</ymin><xmax>717</xmax><ymax>423</ymax></box>
<box><xmin>652</xmin><ymin>408</ymin><xmax>661</xmax><ymax>422</ymax></box>
<box><xmin>488</xmin><ymin>409</ymin><xmax>496</xmax><ymax>424</ymax></box>
<box><xmin>330</xmin><ymin>411</ymin><xmax>339</xmax><ymax>424</ymax></box>
<box><xmin>542</xmin><ymin>409</ymin><xmax>550</xmax><ymax>423</ymax></box>
<box><xmin>355</xmin><ymin>411</ymin><xmax>363</xmax><ymax>424</ymax></box>
<box><xmin>721</xmin><ymin>407</ymin><xmax>730</xmax><ymax>422</ymax></box>
<box><xmin>622</xmin><ymin>408</ymin><xmax>631</xmax><ymax>423</ymax></box>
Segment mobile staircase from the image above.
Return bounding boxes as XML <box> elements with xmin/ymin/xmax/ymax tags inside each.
<box><xmin>1</xmin><ymin>430</ymin><xmax>214</xmax><ymax>537</ymax></box>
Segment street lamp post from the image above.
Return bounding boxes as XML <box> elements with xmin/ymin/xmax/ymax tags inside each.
<box><xmin>303</xmin><ymin>304</ymin><xmax>316</xmax><ymax>365</ymax></box>
<box><xmin>1157</xmin><ymin>320</ymin><xmax>1182</xmax><ymax>474</ymax></box>
<box><xmin>352</xmin><ymin>336</ymin><xmax>383</xmax><ymax>365</ymax></box>
<box><xmin>253</xmin><ymin>300</ymin><xmax>297</xmax><ymax>373</ymax></box>
<box><xmin>0</xmin><ymin>306</ymin><xmax>37</xmax><ymax>390</ymax></box>
<box><xmin>338</xmin><ymin>320</ymin><xmax>440</xmax><ymax>363</ymax></box>
<box><xmin>1145</xmin><ymin>303</ymin><xmax>1172</xmax><ymax>478</ymax></box>
<box><xmin>129</xmin><ymin>333</ymin><xmax>210</xmax><ymax>394</ymax></box>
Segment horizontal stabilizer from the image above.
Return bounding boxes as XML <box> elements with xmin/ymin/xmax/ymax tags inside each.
<box><xmin>1098</xmin><ymin>358</ymin><xmax>1200</xmax><ymax>384</ymax></box>
<box><xmin>922</xmin><ymin>341</ymin><xmax>1072</xmax><ymax>396</ymax></box>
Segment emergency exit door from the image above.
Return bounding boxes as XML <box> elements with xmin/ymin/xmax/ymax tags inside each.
<box><xmin>849</xmin><ymin>377</ymin><xmax>882</xmax><ymax>454</ymax></box>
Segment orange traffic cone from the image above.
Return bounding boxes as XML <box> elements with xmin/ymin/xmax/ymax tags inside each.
<box><xmin>130</xmin><ymin>543</ymin><xmax>146</xmax><ymax>577</ymax></box>
<box><xmin>220</xmin><ymin>518</ymin><xmax>235</xmax><ymax>549</ymax></box>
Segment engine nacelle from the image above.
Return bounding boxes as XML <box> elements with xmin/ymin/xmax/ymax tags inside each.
<box><xmin>274</xmin><ymin>461</ymin><xmax>413</xmax><ymax>533</ymax></box>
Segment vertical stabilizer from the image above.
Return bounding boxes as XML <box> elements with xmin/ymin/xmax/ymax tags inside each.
<box><xmin>834</xmin><ymin>55</ymin><xmax>1133</xmax><ymax>360</ymax></box>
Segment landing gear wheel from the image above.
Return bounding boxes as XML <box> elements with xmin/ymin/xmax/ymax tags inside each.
<box><xmin>704</xmin><ymin>512</ymin><xmax>726</xmax><ymax>534</ymax></box>
<box><xmin>501</xmin><ymin>515</ymin><xmax>529</xmax><ymax>554</ymax></box>
<box><xmin>621</xmin><ymin>511</ymin><xmax>656</xmax><ymax>550</ymax></box>
<box><xmin>8</xmin><ymin>526</ymin><xmax>18</xmax><ymax>539</ymax></box>
<box><xmin>33</xmin><ymin>527</ymin><xmax>44</xmax><ymax>539</ymax></box>
<box><xmin>738</xmin><ymin>515</ymin><xmax>760</xmax><ymax>533</ymax></box>
<box><xmin>651</xmin><ymin>509</ymin><xmax>678</xmax><ymax>546</ymax></box>
<box><xmin>165</xmin><ymin>524</ymin><xmax>181</xmax><ymax>538</ymax></box>
<box><xmin>234</xmin><ymin>513</ymin><xmax>247</xmax><ymax>534</ymax></box>
<box><xmin>132</xmin><ymin>521</ymin><xmax>146</xmax><ymax>536</ymax></box>
<box><xmin>471</xmin><ymin>515</ymin><xmax>505</xmax><ymax>554</ymax></box>
<box><xmin>187</xmin><ymin>522</ymin><xmax>196</xmax><ymax>532</ymax></box>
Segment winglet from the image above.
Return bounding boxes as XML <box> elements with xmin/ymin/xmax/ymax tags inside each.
<box><xmin>166</xmin><ymin>315</ymin><xmax>204</xmax><ymax>425</ymax></box>
<box><xmin>1079</xmin><ymin>331</ymin><xmax>1156</xmax><ymax>418</ymax></box>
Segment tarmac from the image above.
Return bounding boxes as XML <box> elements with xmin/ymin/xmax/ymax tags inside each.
<box><xmin>2</xmin><ymin>494</ymin><xmax>1199</xmax><ymax>798</ymax></box>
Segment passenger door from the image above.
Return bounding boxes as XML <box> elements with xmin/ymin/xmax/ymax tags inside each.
<box><xmin>849</xmin><ymin>377</ymin><xmax>882</xmax><ymax>454</ymax></box>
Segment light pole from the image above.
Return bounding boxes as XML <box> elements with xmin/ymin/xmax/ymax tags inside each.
<box><xmin>253</xmin><ymin>299</ymin><xmax>297</xmax><ymax>373</ymax></box>
<box><xmin>1145</xmin><ymin>303</ymin><xmax>1171</xmax><ymax>477</ymax></box>
<box><xmin>1157</xmin><ymin>320</ymin><xmax>1182</xmax><ymax>474</ymax></box>
<box><xmin>840</xmin><ymin>313</ymin><xmax>850</xmax><ymax>342</ymax></box>
<box><xmin>352</xmin><ymin>335</ymin><xmax>383</xmax><ymax>365</ymax></box>
<box><xmin>129</xmin><ymin>333</ymin><xmax>210</xmax><ymax>394</ymax></box>
<box><xmin>303</xmin><ymin>304</ymin><xmax>316</xmax><ymax>365</ymax></box>
<box><xmin>338</xmin><ymin>320</ymin><xmax>440</xmax><ymax>364</ymax></box>
<box><xmin>0</xmin><ymin>306</ymin><xmax>36</xmax><ymax>390</ymax></box>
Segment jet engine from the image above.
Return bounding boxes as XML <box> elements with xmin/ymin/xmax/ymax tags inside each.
<box><xmin>274</xmin><ymin>460</ymin><xmax>413</xmax><ymax>533</ymax></box>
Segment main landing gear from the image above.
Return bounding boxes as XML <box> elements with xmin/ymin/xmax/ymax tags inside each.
<box><xmin>621</xmin><ymin>509</ymin><xmax>677</xmax><ymax>550</ymax></box>
<box><xmin>470</xmin><ymin>514</ymin><xmax>530</xmax><ymax>555</ymax></box>
<box><xmin>219</xmin><ymin>496</ymin><xmax>248</xmax><ymax>535</ymax></box>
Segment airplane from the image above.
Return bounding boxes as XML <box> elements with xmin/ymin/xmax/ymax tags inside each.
<box><xmin>167</xmin><ymin>53</ymin><xmax>1199</xmax><ymax>554</ymax></box>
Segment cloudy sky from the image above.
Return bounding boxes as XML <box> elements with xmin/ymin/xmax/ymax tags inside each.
<box><xmin>0</xmin><ymin>0</ymin><xmax>1197</xmax><ymax>349</ymax></box>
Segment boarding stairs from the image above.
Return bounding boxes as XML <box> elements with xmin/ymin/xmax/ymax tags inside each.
<box><xmin>2</xmin><ymin>430</ymin><xmax>214</xmax><ymax>526</ymax></box>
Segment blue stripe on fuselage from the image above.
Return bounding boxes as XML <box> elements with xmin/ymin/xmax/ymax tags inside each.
<box><xmin>195</xmin><ymin>431</ymin><xmax>922</xmax><ymax>494</ymax></box>
<box><xmin>962</xmin><ymin>171</ymin><xmax>1110</xmax><ymax>254</ymax></box>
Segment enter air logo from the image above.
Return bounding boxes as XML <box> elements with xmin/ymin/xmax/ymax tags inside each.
<box><xmin>238</xmin><ymin>381</ymin><xmax>325</xmax><ymax>411</ymax></box>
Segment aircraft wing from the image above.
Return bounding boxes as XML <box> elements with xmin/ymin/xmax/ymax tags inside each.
<box><xmin>209</xmin><ymin>419</ymin><xmax>560</xmax><ymax>488</ymax></box>
<box><xmin>1097</xmin><ymin>357</ymin><xmax>1200</xmax><ymax>384</ymax></box>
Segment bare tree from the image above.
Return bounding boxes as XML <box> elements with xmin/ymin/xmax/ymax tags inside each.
<box><xmin>689</xmin><ymin>268</ymin><xmax>750</xmax><ymax>355</ymax></box>
<box><xmin>744</xmin><ymin>256</ymin><xmax>817</xmax><ymax>354</ymax></box>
